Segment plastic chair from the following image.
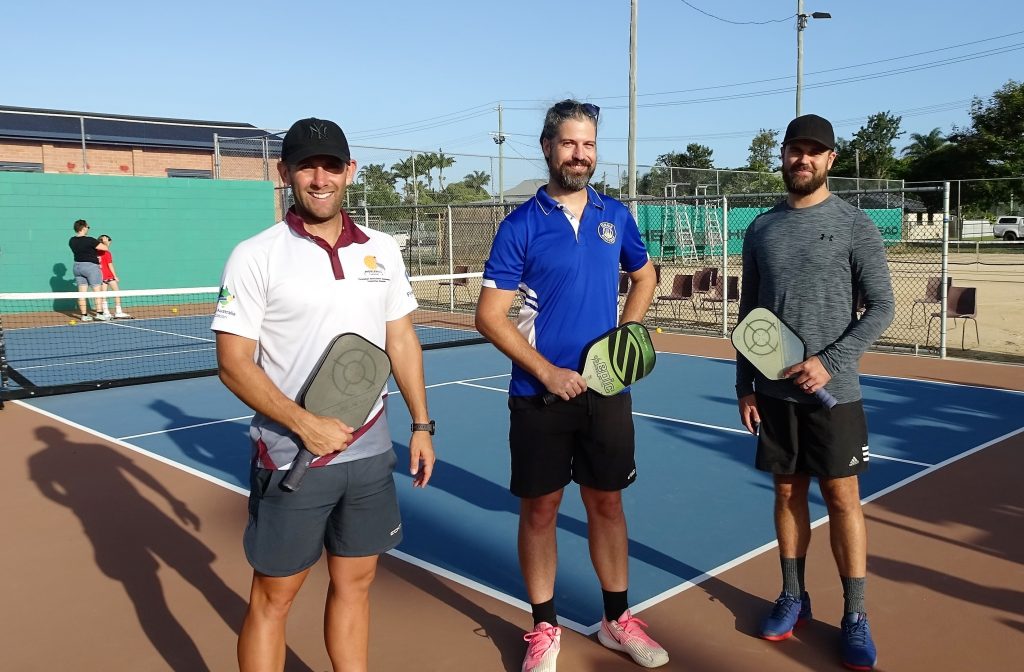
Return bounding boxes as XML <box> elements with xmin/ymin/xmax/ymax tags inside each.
<box><xmin>926</xmin><ymin>286</ymin><xmax>978</xmax><ymax>350</ymax></box>
<box><xmin>701</xmin><ymin>276</ymin><xmax>739</xmax><ymax>315</ymax></box>
<box><xmin>691</xmin><ymin>267</ymin><xmax>717</xmax><ymax>309</ymax></box>
<box><xmin>655</xmin><ymin>273</ymin><xmax>696</xmax><ymax>321</ymax></box>
<box><xmin>911</xmin><ymin>276</ymin><xmax>952</xmax><ymax>327</ymax></box>
<box><xmin>437</xmin><ymin>265</ymin><xmax>472</xmax><ymax>303</ymax></box>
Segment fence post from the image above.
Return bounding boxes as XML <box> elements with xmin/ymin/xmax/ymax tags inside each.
<box><xmin>447</xmin><ymin>204</ymin><xmax>455</xmax><ymax>310</ymax></box>
<box><xmin>940</xmin><ymin>181</ymin><xmax>950</xmax><ymax>359</ymax></box>
<box><xmin>721</xmin><ymin>196</ymin><xmax>729</xmax><ymax>337</ymax></box>
<box><xmin>213</xmin><ymin>134</ymin><xmax>221</xmax><ymax>179</ymax></box>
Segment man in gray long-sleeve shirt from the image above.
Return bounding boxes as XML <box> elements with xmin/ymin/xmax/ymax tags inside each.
<box><xmin>736</xmin><ymin>114</ymin><xmax>893</xmax><ymax>671</ymax></box>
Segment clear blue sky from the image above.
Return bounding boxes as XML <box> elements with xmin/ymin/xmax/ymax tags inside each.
<box><xmin>6</xmin><ymin>1</ymin><xmax>1022</xmax><ymax>190</ymax></box>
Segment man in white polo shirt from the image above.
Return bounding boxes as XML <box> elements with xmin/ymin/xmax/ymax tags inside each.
<box><xmin>212</xmin><ymin>117</ymin><xmax>435</xmax><ymax>672</ymax></box>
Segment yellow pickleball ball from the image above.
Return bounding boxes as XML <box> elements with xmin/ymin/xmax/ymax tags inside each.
<box><xmin>68</xmin><ymin>319</ymin><xmax>78</xmax><ymax>326</ymax></box>
<box><xmin>656</xmin><ymin>327</ymin><xmax>663</xmax><ymax>334</ymax></box>
<box><xmin>171</xmin><ymin>307</ymin><xmax>178</xmax><ymax>313</ymax></box>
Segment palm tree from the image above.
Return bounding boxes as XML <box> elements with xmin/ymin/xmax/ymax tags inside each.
<box><xmin>462</xmin><ymin>170</ymin><xmax>490</xmax><ymax>192</ymax></box>
<box><xmin>359</xmin><ymin>163</ymin><xmax>396</xmax><ymax>191</ymax></box>
<box><xmin>435</xmin><ymin>149</ymin><xmax>456</xmax><ymax>191</ymax></box>
<box><xmin>391</xmin><ymin>157</ymin><xmax>417</xmax><ymax>200</ymax></box>
<box><xmin>902</xmin><ymin>128</ymin><xmax>948</xmax><ymax>160</ymax></box>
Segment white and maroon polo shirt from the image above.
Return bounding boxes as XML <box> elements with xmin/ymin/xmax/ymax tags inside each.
<box><xmin>211</xmin><ymin>208</ymin><xmax>417</xmax><ymax>469</ymax></box>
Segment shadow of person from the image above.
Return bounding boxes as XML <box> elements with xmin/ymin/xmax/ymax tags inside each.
<box><xmin>27</xmin><ymin>427</ymin><xmax>312</xmax><ymax>672</ymax></box>
<box><xmin>383</xmin><ymin>556</ymin><xmax>527</xmax><ymax>672</ymax></box>
<box><xmin>50</xmin><ymin>262</ymin><xmax>78</xmax><ymax>313</ymax></box>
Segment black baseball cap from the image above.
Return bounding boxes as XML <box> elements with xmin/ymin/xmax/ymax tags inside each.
<box><xmin>281</xmin><ymin>117</ymin><xmax>351</xmax><ymax>165</ymax></box>
<box><xmin>782</xmin><ymin>114</ymin><xmax>835</xmax><ymax>150</ymax></box>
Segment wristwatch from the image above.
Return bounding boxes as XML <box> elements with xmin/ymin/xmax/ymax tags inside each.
<box><xmin>411</xmin><ymin>420</ymin><xmax>436</xmax><ymax>435</ymax></box>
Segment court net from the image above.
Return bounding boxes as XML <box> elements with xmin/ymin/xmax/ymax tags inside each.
<box><xmin>0</xmin><ymin>273</ymin><xmax>487</xmax><ymax>400</ymax></box>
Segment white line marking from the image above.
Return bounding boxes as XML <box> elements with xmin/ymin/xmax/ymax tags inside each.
<box><xmin>17</xmin><ymin>346</ymin><xmax>215</xmax><ymax>371</ymax></box>
<box><xmin>626</xmin><ymin>424</ymin><xmax>1024</xmax><ymax>620</ymax></box>
<box><xmin>870</xmin><ymin>453</ymin><xmax>933</xmax><ymax>467</ymax></box>
<box><xmin>106</xmin><ymin>320</ymin><xmax>215</xmax><ymax>342</ymax></box>
<box><xmin>15</xmin><ymin>401</ymin><xmax>248</xmax><ymax>496</ymax></box>
<box><xmin>118</xmin><ymin>415</ymin><xmax>254</xmax><ymax>440</ymax></box>
<box><xmin>632</xmin><ymin>410</ymin><xmax>749</xmax><ymax>435</ymax></box>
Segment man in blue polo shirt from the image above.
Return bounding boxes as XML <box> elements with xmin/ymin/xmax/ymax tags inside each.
<box><xmin>475</xmin><ymin>100</ymin><xmax>667</xmax><ymax>671</ymax></box>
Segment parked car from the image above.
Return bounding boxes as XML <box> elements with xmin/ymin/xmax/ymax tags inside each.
<box><xmin>993</xmin><ymin>216</ymin><xmax>1024</xmax><ymax>240</ymax></box>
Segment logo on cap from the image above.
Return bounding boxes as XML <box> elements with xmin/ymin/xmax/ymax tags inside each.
<box><xmin>308</xmin><ymin>122</ymin><xmax>329</xmax><ymax>140</ymax></box>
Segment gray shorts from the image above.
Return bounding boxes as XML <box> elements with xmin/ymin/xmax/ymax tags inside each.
<box><xmin>73</xmin><ymin>261</ymin><xmax>102</xmax><ymax>287</ymax></box>
<box><xmin>244</xmin><ymin>449</ymin><xmax>402</xmax><ymax>577</ymax></box>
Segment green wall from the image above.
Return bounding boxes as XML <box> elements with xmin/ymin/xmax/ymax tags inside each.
<box><xmin>637</xmin><ymin>203</ymin><xmax>904</xmax><ymax>258</ymax></box>
<box><xmin>0</xmin><ymin>172</ymin><xmax>275</xmax><ymax>293</ymax></box>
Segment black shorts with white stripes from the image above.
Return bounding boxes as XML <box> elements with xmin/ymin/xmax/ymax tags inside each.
<box><xmin>754</xmin><ymin>393</ymin><xmax>870</xmax><ymax>478</ymax></box>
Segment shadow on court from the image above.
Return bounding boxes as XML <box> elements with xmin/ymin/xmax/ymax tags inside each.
<box><xmin>384</xmin><ymin>555</ymin><xmax>527</xmax><ymax>672</ymax></box>
<box><xmin>27</xmin><ymin>427</ymin><xmax>312</xmax><ymax>672</ymax></box>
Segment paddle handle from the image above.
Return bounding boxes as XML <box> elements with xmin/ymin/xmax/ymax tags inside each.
<box><xmin>281</xmin><ymin>448</ymin><xmax>316</xmax><ymax>492</ymax></box>
<box><xmin>541</xmin><ymin>392</ymin><xmax>558</xmax><ymax>405</ymax></box>
<box><xmin>814</xmin><ymin>387</ymin><xmax>838</xmax><ymax>409</ymax></box>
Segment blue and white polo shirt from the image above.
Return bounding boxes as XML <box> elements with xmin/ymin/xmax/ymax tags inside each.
<box><xmin>483</xmin><ymin>185</ymin><xmax>649</xmax><ymax>397</ymax></box>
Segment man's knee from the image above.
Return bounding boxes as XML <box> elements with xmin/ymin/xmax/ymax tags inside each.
<box><xmin>581</xmin><ymin>488</ymin><xmax>624</xmax><ymax>522</ymax></box>
<box><xmin>521</xmin><ymin>492</ymin><xmax>562</xmax><ymax>529</ymax></box>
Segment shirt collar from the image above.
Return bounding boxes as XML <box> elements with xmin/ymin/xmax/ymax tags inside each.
<box><xmin>535</xmin><ymin>184</ymin><xmax>606</xmax><ymax>216</ymax></box>
<box><xmin>285</xmin><ymin>207</ymin><xmax>370</xmax><ymax>248</ymax></box>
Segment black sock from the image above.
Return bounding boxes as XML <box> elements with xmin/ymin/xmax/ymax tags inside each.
<box><xmin>531</xmin><ymin>598</ymin><xmax>557</xmax><ymax>627</ymax></box>
<box><xmin>602</xmin><ymin>589</ymin><xmax>629</xmax><ymax>622</ymax></box>
<box><xmin>841</xmin><ymin>576</ymin><xmax>866</xmax><ymax>614</ymax></box>
<box><xmin>781</xmin><ymin>557</ymin><xmax>801</xmax><ymax>597</ymax></box>
<box><xmin>797</xmin><ymin>556</ymin><xmax>807</xmax><ymax>595</ymax></box>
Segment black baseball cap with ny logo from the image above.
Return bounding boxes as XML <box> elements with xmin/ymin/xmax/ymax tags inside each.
<box><xmin>281</xmin><ymin>117</ymin><xmax>351</xmax><ymax>165</ymax></box>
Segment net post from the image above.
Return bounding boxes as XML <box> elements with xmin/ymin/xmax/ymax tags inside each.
<box><xmin>721</xmin><ymin>196</ymin><xmax>729</xmax><ymax>337</ymax></box>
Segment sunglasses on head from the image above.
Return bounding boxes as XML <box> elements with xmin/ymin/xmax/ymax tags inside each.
<box><xmin>552</xmin><ymin>101</ymin><xmax>600</xmax><ymax>121</ymax></box>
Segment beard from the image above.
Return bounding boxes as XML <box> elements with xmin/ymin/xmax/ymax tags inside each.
<box><xmin>548</xmin><ymin>156</ymin><xmax>595</xmax><ymax>192</ymax></box>
<box><xmin>782</xmin><ymin>162</ymin><xmax>828</xmax><ymax>196</ymax></box>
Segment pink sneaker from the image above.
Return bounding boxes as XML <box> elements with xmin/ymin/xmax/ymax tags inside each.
<box><xmin>522</xmin><ymin>621</ymin><xmax>561</xmax><ymax>672</ymax></box>
<box><xmin>598</xmin><ymin>610</ymin><xmax>669</xmax><ymax>668</ymax></box>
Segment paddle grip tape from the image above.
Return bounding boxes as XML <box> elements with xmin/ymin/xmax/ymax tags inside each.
<box><xmin>281</xmin><ymin>448</ymin><xmax>316</xmax><ymax>492</ymax></box>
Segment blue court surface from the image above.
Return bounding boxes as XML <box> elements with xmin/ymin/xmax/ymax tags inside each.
<box><xmin>24</xmin><ymin>344</ymin><xmax>1024</xmax><ymax>631</ymax></box>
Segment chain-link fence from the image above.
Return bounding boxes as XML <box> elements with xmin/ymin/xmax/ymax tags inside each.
<box><xmin>275</xmin><ymin>182</ymin><xmax>1024</xmax><ymax>363</ymax></box>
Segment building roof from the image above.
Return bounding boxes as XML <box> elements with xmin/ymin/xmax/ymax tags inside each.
<box><xmin>0</xmin><ymin>105</ymin><xmax>276</xmax><ymax>151</ymax></box>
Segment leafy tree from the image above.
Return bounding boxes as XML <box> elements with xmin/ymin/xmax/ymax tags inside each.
<box><xmin>746</xmin><ymin>129</ymin><xmax>780</xmax><ymax>173</ymax></box>
<box><xmin>953</xmin><ymin>79</ymin><xmax>1024</xmax><ymax>177</ymax></box>
<box><xmin>462</xmin><ymin>170</ymin><xmax>490</xmax><ymax>192</ymax></box>
<box><xmin>901</xmin><ymin>128</ymin><xmax>948</xmax><ymax>160</ymax></box>
<box><xmin>656</xmin><ymin>143</ymin><xmax>715</xmax><ymax>170</ymax></box>
<box><xmin>841</xmin><ymin>111</ymin><xmax>904</xmax><ymax>180</ymax></box>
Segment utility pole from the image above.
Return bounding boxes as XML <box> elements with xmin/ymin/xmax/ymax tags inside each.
<box><xmin>796</xmin><ymin>1</ymin><xmax>831</xmax><ymax>116</ymax></box>
<box><xmin>627</xmin><ymin>0</ymin><xmax>638</xmax><ymax>202</ymax></box>
<box><xmin>494</xmin><ymin>103</ymin><xmax>506</xmax><ymax>205</ymax></box>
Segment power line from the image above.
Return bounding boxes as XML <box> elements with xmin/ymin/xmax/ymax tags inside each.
<box><xmin>677</xmin><ymin>0</ymin><xmax>793</xmax><ymax>25</ymax></box>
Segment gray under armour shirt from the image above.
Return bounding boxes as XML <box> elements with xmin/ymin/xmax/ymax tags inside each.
<box><xmin>736</xmin><ymin>194</ymin><xmax>895</xmax><ymax>404</ymax></box>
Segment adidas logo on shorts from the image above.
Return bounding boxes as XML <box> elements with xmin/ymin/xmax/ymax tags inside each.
<box><xmin>861</xmin><ymin>444</ymin><xmax>870</xmax><ymax>462</ymax></box>
<box><xmin>849</xmin><ymin>456</ymin><xmax>859</xmax><ymax>467</ymax></box>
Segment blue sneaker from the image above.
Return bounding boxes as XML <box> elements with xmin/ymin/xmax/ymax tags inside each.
<box><xmin>840</xmin><ymin>612</ymin><xmax>877</xmax><ymax>670</ymax></box>
<box><xmin>760</xmin><ymin>592</ymin><xmax>812</xmax><ymax>641</ymax></box>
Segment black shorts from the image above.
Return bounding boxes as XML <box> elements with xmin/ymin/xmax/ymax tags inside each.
<box><xmin>755</xmin><ymin>393</ymin><xmax>870</xmax><ymax>478</ymax></box>
<box><xmin>508</xmin><ymin>391</ymin><xmax>637</xmax><ymax>498</ymax></box>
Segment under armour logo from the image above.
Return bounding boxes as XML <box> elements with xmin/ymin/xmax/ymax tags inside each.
<box><xmin>820</xmin><ymin>233</ymin><xmax>834</xmax><ymax>241</ymax></box>
<box><xmin>308</xmin><ymin>122</ymin><xmax>329</xmax><ymax>140</ymax></box>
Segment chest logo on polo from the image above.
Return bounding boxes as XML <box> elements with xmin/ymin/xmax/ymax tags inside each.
<box><xmin>819</xmin><ymin>233</ymin><xmax>834</xmax><ymax>241</ymax></box>
<box><xmin>598</xmin><ymin>222</ymin><xmax>617</xmax><ymax>244</ymax></box>
<box><xmin>358</xmin><ymin>255</ymin><xmax>390</xmax><ymax>283</ymax></box>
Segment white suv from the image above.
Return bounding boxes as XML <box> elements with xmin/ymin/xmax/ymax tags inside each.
<box><xmin>993</xmin><ymin>216</ymin><xmax>1024</xmax><ymax>240</ymax></box>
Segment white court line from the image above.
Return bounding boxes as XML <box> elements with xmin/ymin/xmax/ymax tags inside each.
<box><xmin>16</xmin><ymin>400</ymin><xmax>247</xmax><ymax>496</ymax></box>
<box><xmin>18</xmin><ymin>346</ymin><xmax>215</xmax><ymax>371</ymax></box>
<box><xmin>870</xmin><ymin>453</ymin><xmax>933</xmax><ymax>467</ymax></box>
<box><xmin>106</xmin><ymin>320</ymin><xmax>215</xmax><ymax>342</ymax></box>
<box><xmin>118</xmin><ymin>415</ymin><xmax>254</xmax><ymax>440</ymax></box>
<box><xmin>632</xmin><ymin>410</ymin><xmax>749</xmax><ymax>435</ymax></box>
<box><xmin>21</xmin><ymin>360</ymin><xmax>1020</xmax><ymax>634</ymax></box>
<box><xmin>627</xmin><ymin>424</ymin><xmax>1024</xmax><ymax>619</ymax></box>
